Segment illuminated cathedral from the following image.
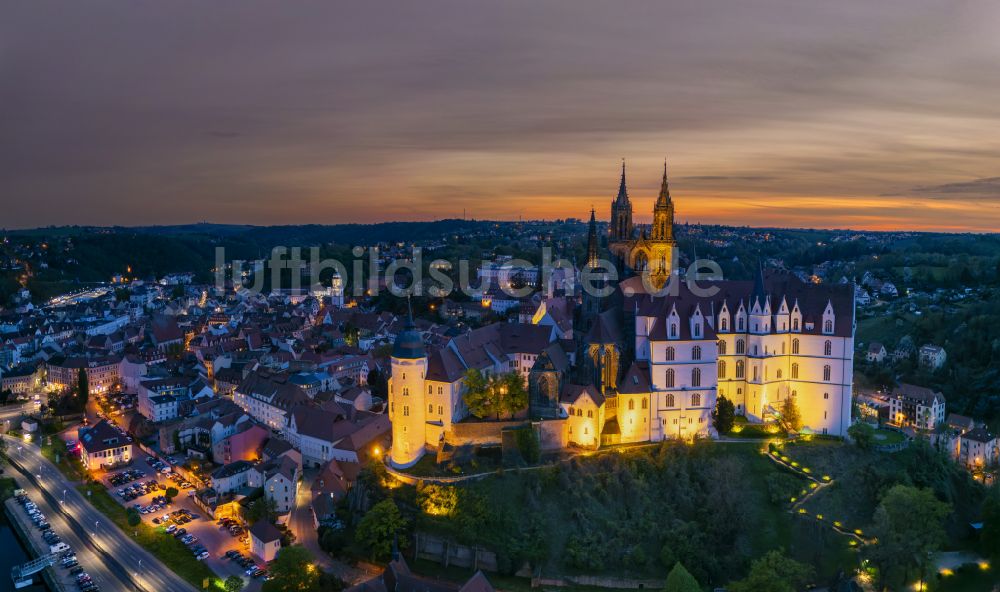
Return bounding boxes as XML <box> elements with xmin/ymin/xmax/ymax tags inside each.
<box><xmin>607</xmin><ymin>161</ymin><xmax>676</xmax><ymax>290</ymax></box>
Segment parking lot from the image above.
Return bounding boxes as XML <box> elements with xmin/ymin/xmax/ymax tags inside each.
<box><xmin>71</xmin><ymin>437</ymin><xmax>268</xmax><ymax>589</ymax></box>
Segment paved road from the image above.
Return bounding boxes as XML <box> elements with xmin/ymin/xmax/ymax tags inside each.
<box><xmin>6</xmin><ymin>460</ymin><xmax>133</xmax><ymax>591</ymax></box>
<box><xmin>5</xmin><ymin>436</ymin><xmax>198</xmax><ymax>592</ymax></box>
<box><xmin>288</xmin><ymin>470</ymin><xmax>371</xmax><ymax>585</ymax></box>
<box><xmin>0</xmin><ymin>401</ymin><xmax>34</xmax><ymax>425</ymax></box>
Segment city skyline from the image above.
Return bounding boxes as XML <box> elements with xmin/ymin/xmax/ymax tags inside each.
<box><xmin>5</xmin><ymin>1</ymin><xmax>1000</xmax><ymax>232</ymax></box>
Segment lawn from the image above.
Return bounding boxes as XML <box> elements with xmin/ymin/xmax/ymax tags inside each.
<box><xmin>0</xmin><ymin>476</ymin><xmax>18</xmax><ymax>500</ymax></box>
<box><xmin>871</xmin><ymin>427</ymin><xmax>906</xmax><ymax>445</ymax></box>
<box><xmin>76</xmin><ymin>482</ymin><xmax>218</xmax><ymax>589</ymax></box>
<box><xmin>40</xmin><ymin>441</ymin><xmax>87</xmax><ymax>481</ymax></box>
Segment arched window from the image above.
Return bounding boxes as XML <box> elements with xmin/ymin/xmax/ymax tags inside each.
<box><xmin>823</xmin><ymin>365</ymin><xmax>831</xmax><ymax>381</ymax></box>
<box><xmin>402</xmin><ymin>387</ymin><xmax>409</xmax><ymax>396</ymax></box>
<box><xmin>824</xmin><ymin>340</ymin><xmax>832</xmax><ymax>356</ymax></box>
<box><xmin>403</xmin><ymin>406</ymin><xmax>409</xmax><ymax>417</ymax></box>
<box><xmin>666</xmin><ymin>393</ymin><xmax>675</xmax><ymax>407</ymax></box>
<box><xmin>428</xmin><ymin>385</ymin><xmax>433</xmax><ymax>394</ymax></box>
<box><xmin>718</xmin><ymin>360</ymin><xmax>726</xmax><ymax>378</ymax></box>
<box><xmin>428</xmin><ymin>404</ymin><xmax>433</xmax><ymax>413</ymax></box>
<box><xmin>641</xmin><ymin>398</ymin><xmax>648</xmax><ymax>410</ymax></box>
<box><xmin>736</xmin><ymin>360</ymin><xmax>745</xmax><ymax>379</ymax></box>
<box><xmin>718</xmin><ymin>340</ymin><xmax>727</xmax><ymax>355</ymax></box>
<box><xmin>665</xmin><ymin>347</ymin><xmax>675</xmax><ymax>361</ymax></box>
<box><xmin>776</xmin><ymin>369</ymin><xmax>783</xmax><ymax>379</ymax></box>
<box><xmin>692</xmin><ymin>368</ymin><xmax>701</xmax><ymax>387</ymax></box>
<box><xmin>752</xmin><ymin>366</ymin><xmax>759</xmax><ymax>382</ymax></box>
<box><xmin>792</xmin><ymin>318</ymin><xmax>799</xmax><ymax>331</ymax></box>
<box><xmin>737</xmin><ymin>318</ymin><xmax>745</xmax><ymax>331</ymax></box>
<box><xmin>692</xmin><ymin>346</ymin><xmax>702</xmax><ymax>361</ymax></box>
<box><xmin>824</xmin><ymin>320</ymin><xmax>833</xmax><ymax>333</ymax></box>
<box><xmin>792</xmin><ymin>338</ymin><xmax>800</xmax><ymax>355</ymax></box>
<box><xmin>791</xmin><ymin>363</ymin><xmax>799</xmax><ymax>379</ymax></box>
<box><xmin>781</xmin><ymin>342</ymin><xmax>786</xmax><ymax>354</ymax></box>
<box><xmin>736</xmin><ymin>339</ymin><xmax>746</xmax><ymax>354</ymax></box>
<box><xmin>577</xmin><ymin>408</ymin><xmax>583</xmax><ymax>417</ymax></box>
<box><xmin>587</xmin><ymin>410</ymin><xmax>593</xmax><ymax>418</ymax></box>
<box><xmin>692</xmin><ymin>393</ymin><xmax>701</xmax><ymax>407</ymax></box>
<box><xmin>670</xmin><ymin>324</ymin><xmax>678</xmax><ymax>338</ymax></box>
<box><xmin>628</xmin><ymin>399</ymin><xmax>635</xmax><ymax>411</ymax></box>
<box><xmin>720</xmin><ymin>318</ymin><xmax>728</xmax><ymax>332</ymax></box>
<box><xmin>791</xmin><ymin>390</ymin><xmax>797</xmax><ymax>398</ymax></box>
<box><xmin>665</xmin><ymin>368</ymin><xmax>675</xmax><ymax>388</ymax></box>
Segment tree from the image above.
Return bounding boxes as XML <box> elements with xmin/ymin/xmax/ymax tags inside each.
<box><xmin>712</xmin><ymin>396</ymin><xmax>736</xmax><ymax>435</ymax></box>
<box><xmin>778</xmin><ymin>396</ymin><xmax>801</xmax><ymax>433</ymax></box>
<box><xmin>126</xmin><ymin>507</ymin><xmax>141</xmax><ymax>527</ymax></box>
<box><xmin>261</xmin><ymin>546</ymin><xmax>319</xmax><ymax>592</ymax></box>
<box><xmin>982</xmin><ymin>488</ymin><xmax>1000</xmax><ymax>560</ymax></box>
<box><xmin>848</xmin><ymin>422</ymin><xmax>876</xmax><ymax>450</ymax></box>
<box><xmin>664</xmin><ymin>562</ymin><xmax>700</xmax><ymax>592</ymax></box>
<box><xmin>866</xmin><ymin>485</ymin><xmax>950</xmax><ymax>589</ymax></box>
<box><xmin>76</xmin><ymin>367</ymin><xmax>89</xmax><ymax>409</ymax></box>
<box><xmin>165</xmin><ymin>486</ymin><xmax>179</xmax><ymax>500</ymax></box>
<box><xmin>727</xmin><ymin>549</ymin><xmax>813</xmax><ymax>592</ymax></box>
<box><xmin>246</xmin><ymin>495</ymin><xmax>278</xmax><ymax>525</ymax></box>
<box><xmin>355</xmin><ymin>499</ymin><xmax>408</xmax><ymax>561</ymax></box>
<box><xmin>224</xmin><ymin>575</ymin><xmax>244</xmax><ymax>592</ymax></box>
<box><xmin>462</xmin><ymin>369</ymin><xmax>528</xmax><ymax>420</ymax></box>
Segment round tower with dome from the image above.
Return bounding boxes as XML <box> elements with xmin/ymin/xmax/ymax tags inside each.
<box><xmin>388</xmin><ymin>312</ymin><xmax>427</xmax><ymax>468</ymax></box>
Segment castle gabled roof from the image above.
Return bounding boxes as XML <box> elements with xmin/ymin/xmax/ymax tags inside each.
<box><xmin>617</xmin><ymin>361</ymin><xmax>651</xmax><ymax>394</ymax></box>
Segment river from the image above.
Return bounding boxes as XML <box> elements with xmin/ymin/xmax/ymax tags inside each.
<box><xmin>0</xmin><ymin>509</ymin><xmax>50</xmax><ymax>591</ymax></box>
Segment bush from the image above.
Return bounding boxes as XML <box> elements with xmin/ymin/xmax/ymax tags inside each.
<box><xmin>318</xmin><ymin>526</ymin><xmax>350</xmax><ymax>555</ymax></box>
<box><xmin>514</xmin><ymin>427</ymin><xmax>541</xmax><ymax>464</ymax></box>
<box><xmin>848</xmin><ymin>422</ymin><xmax>876</xmax><ymax>450</ymax></box>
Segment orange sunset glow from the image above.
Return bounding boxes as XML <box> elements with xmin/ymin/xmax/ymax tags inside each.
<box><xmin>5</xmin><ymin>1</ymin><xmax>1000</xmax><ymax>232</ymax></box>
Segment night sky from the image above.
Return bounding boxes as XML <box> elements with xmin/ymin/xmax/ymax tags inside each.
<box><xmin>4</xmin><ymin>1</ymin><xmax>1000</xmax><ymax>231</ymax></box>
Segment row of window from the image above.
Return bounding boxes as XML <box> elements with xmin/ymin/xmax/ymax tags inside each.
<box><xmin>717</xmin><ymin>361</ymin><xmax>834</xmax><ymax>382</ymax></box>
<box><xmin>716</xmin><ymin>338</ymin><xmax>832</xmax><ymax>357</ymax></box>
<box><xmin>717</xmin><ymin>317</ymin><xmax>833</xmax><ymax>334</ymax></box>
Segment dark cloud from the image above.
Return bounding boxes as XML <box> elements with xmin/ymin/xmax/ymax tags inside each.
<box><xmin>911</xmin><ymin>177</ymin><xmax>1000</xmax><ymax>196</ymax></box>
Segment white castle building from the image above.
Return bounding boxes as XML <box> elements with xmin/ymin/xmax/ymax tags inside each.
<box><xmin>387</xmin><ymin>165</ymin><xmax>855</xmax><ymax>468</ymax></box>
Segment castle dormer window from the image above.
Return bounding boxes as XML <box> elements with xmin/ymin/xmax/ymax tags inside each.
<box><xmin>824</xmin><ymin>320</ymin><xmax>833</xmax><ymax>334</ymax></box>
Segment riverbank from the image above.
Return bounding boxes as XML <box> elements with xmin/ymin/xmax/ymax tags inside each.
<box><xmin>4</xmin><ymin>498</ymin><xmax>66</xmax><ymax>591</ymax></box>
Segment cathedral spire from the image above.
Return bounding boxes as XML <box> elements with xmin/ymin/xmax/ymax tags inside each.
<box><xmin>615</xmin><ymin>159</ymin><xmax>629</xmax><ymax>205</ymax></box>
<box><xmin>586</xmin><ymin>207</ymin><xmax>599</xmax><ymax>267</ymax></box>
<box><xmin>752</xmin><ymin>259</ymin><xmax>768</xmax><ymax>309</ymax></box>
<box><xmin>656</xmin><ymin>158</ymin><xmax>671</xmax><ymax>208</ymax></box>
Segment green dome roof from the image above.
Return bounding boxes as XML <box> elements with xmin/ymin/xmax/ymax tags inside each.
<box><xmin>392</xmin><ymin>318</ymin><xmax>425</xmax><ymax>359</ymax></box>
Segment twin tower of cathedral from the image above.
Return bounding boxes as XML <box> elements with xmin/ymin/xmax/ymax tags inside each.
<box><xmin>598</xmin><ymin>161</ymin><xmax>677</xmax><ymax>288</ymax></box>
